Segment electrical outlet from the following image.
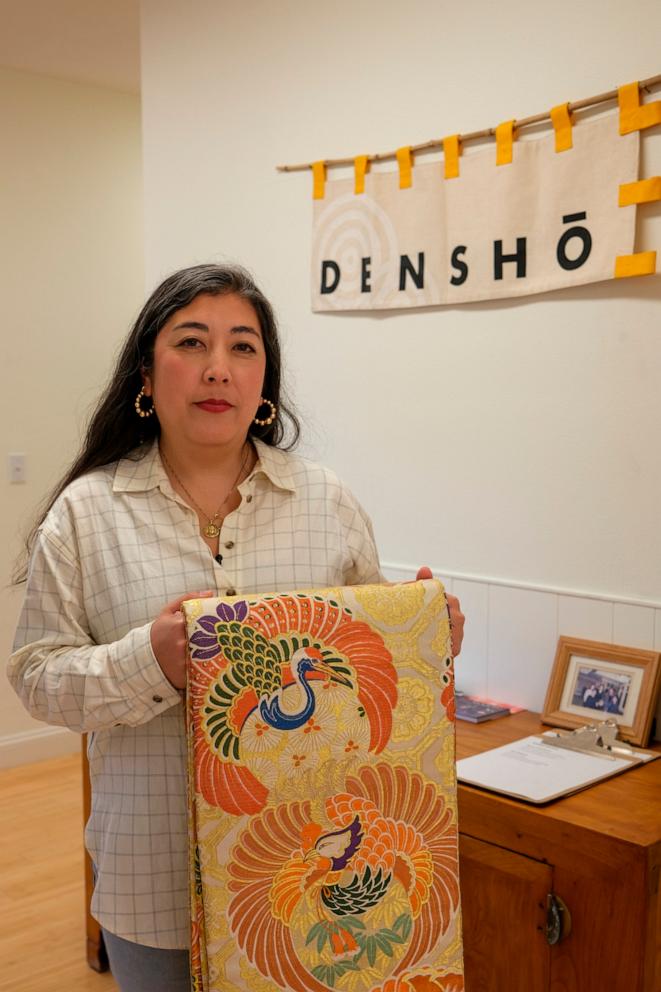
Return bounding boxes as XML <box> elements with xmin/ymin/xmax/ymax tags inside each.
<box><xmin>8</xmin><ymin>453</ymin><xmax>27</xmax><ymax>484</ymax></box>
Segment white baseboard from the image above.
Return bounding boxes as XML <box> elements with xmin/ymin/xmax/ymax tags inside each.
<box><xmin>0</xmin><ymin>726</ymin><xmax>80</xmax><ymax>770</ymax></box>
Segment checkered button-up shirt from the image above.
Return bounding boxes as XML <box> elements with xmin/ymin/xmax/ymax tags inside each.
<box><xmin>8</xmin><ymin>440</ymin><xmax>382</xmax><ymax>948</ymax></box>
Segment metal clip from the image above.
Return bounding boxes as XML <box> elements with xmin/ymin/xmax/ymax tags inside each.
<box><xmin>542</xmin><ymin>720</ymin><xmax>639</xmax><ymax>761</ymax></box>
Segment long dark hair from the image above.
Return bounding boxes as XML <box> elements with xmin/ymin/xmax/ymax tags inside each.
<box><xmin>16</xmin><ymin>263</ymin><xmax>300</xmax><ymax>581</ymax></box>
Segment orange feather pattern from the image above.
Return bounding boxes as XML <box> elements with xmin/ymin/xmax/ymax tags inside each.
<box><xmin>270</xmin><ymin>856</ymin><xmax>310</xmax><ymax>922</ymax></box>
<box><xmin>246</xmin><ymin>595</ymin><xmax>352</xmax><ymax>643</ymax></box>
<box><xmin>194</xmin><ymin>744</ymin><xmax>268</xmax><ymax>815</ymax></box>
<box><xmin>325</xmin><ymin>790</ymin><xmax>434</xmax><ymax>916</ymax></box>
<box><xmin>341</xmin><ymin>764</ymin><xmax>459</xmax><ymax>972</ymax></box>
<box><xmin>227</xmin><ymin>685</ymin><xmax>260</xmax><ymax>737</ymax></box>
<box><xmin>331</xmin><ymin>623</ymin><xmax>398</xmax><ymax>752</ymax></box>
<box><xmin>224</xmin><ymin>764</ymin><xmax>459</xmax><ymax>989</ymax></box>
<box><xmin>227</xmin><ymin>801</ymin><xmax>330</xmax><ymax>992</ymax></box>
<box><xmin>372</xmin><ymin>976</ymin><xmax>464</xmax><ymax>992</ymax></box>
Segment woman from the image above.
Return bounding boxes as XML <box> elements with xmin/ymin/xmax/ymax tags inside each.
<box><xmin>8</xmin><ymin>264</ymin><xmax>464</xmax><ymax>992</ymax></box>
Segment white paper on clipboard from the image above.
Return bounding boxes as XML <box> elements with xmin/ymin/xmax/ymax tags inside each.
<box><xmin>456</xmin><ymin>734</ymin><xmax>657</xmax><ymax>803</ymax></box>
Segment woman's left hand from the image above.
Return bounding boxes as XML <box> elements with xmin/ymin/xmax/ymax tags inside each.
<box><xmin>416</xmin><ymin>566</ymin><xmax>464</xmax><ymax>658</ymax></box>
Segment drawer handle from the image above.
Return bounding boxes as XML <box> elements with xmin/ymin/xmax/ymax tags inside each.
<box><xmin>546</xmin><ymin>893</ymin><xmax>572</xmax><ymax>945</ymax></box>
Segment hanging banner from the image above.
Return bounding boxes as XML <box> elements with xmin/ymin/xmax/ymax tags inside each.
<box><xmin>311</xmin><ymin>113</ymin><xmax>641</xmax><ymax>310</ymax></box>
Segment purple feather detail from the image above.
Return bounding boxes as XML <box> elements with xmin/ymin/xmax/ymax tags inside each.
<box><xmin>190</xmin><ymin>631</ymin><xmax>217</xmax><ymax>647</ymax></box>
<box><xmin>191</xmin><ymin>646</ymin><xmax>220</xmax><ymax>660</ymax></box>
<box><xmin>196</xmin><ymin>616</ymin><xmax>218</xmax><ymax>633</ymax></box>
<box><xmin>190</xmin><ymin>601</ymin><xmax>250</xmax><ymax>661</ymax></box>
<box><xmin>317</xmin><ymin>816</ymin><xmax>363</xmax><ymax>871</ymax></box>
<box><xmin>216</xmin><ymin>602</ymin><xmax>236</xmax><ymax>622</ymax></box>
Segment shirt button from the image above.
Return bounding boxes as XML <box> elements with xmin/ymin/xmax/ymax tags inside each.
<box><xmin>246</xmin><ymin>495</ymin><xmax>253</xmax><ymax>503</ymax></box>
<box><xmin>152</xmin><ymin>694</ymin><xmax>163</xmax><ymax>704</ymax></box>
<box><xmin>224</xmin><ymin>540</ymin><xmax>234</xmax><ymax>549</ymax></box>
<box><xmin>226</xmin><ymin>588</ymin><xmax>237</xmax><ymax>596</ymax></box>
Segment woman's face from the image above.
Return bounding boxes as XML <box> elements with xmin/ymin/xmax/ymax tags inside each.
<box><xmin>142</xmin><ymin>292</ymin><xmax>267</xmax><ymax>455</ymax></box>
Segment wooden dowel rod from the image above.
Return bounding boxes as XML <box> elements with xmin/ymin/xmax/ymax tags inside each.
<box><xmin>277</xmin><ymin>72</ymin><xmax>661</xmax><ymax>173</ymax></box>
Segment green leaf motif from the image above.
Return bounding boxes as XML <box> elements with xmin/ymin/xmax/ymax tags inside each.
<box><xmin>305</xmin><ymin>922</ymin><xmax>324</xmax><ymax>946</ymax></box>
<box><xmin>351</xmin><ymin>933</ymin><xmax>366</xmax><ymax>964</ymax></box>
<box><xmin>366</xmin><ymin>935</ymin><xmax>377</xmax><ymax>967</ymax></box>
<box><xmin>335</xmin><ymin>960</ymin><xmax>360</xmax><ymax>974</ymax></box>
<box><xmin>375</xmin><ymin>933</ymin><xmax>393</xmax><ymax>956</ymax></box>
<box><xmin>339</xmin><ymin>915</ymin><xmax>366</xmax><ymax>931</ymax></box>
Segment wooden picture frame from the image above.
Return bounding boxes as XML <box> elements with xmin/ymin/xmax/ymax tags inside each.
<box><xmin>542</xmin><ymin>636</ymin><xmax>661</xmax><ymax>746</ymax></box>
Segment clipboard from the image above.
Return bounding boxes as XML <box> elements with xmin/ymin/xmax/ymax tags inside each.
<box><xmin>456</xmin><ymin>719</ymin><xmax>658</xmax><ymax>804</ymax></box>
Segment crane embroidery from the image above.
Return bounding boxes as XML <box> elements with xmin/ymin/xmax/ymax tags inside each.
<box><xmin>226</xmin><ymin>763</ymin><xmax>460</xmax><ymax>992</ymax></box>
<box><xmin>189</xmin><ymin>595</ymin><xmax>398</xmax><ymax>815</ymax></box>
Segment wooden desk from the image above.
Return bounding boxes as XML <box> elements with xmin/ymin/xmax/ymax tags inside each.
<box><xmin>83</xmin><ymin>714</ymin><xmax>660</xmax><ymax>989</ymax></box>
<box><xmin>456</xmin><ymin>711</ymin><xmax>661</xmax><ymax>992</ymax></box>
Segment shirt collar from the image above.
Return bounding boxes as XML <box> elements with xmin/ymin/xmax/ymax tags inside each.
<box><xmin>113</xmin><ymin>439</ymin><xmax>297</xmax><ymax>494</ymax></box>
<box><xmin>113</xmin><ymin>442</ymin><xmax>165</xmax><ymax>492</ymax></box>
<box><xmin>249</xmin><ymin>439</ymin><xmax>297</xmax><ymax>494</ymax></box>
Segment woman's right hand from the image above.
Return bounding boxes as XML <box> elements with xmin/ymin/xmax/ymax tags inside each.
<box><xmin>150</xmin><ymin>590</ymin><xmax>213</xmax><ymax>689</ymax></box>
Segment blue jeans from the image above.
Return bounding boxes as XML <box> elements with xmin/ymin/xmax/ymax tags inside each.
<box><xmin>101</xmin><ymin>928</ymin><xmax>190</xmax><ymax>992</ymax></box>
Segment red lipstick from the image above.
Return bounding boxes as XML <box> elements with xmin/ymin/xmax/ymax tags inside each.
<box><xmin>196</xmin><ymin>399</ymin><xmax>233</xmax><ymax>413</ymax></box>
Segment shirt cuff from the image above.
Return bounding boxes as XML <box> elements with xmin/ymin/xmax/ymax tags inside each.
<box><xmin>115</xmin><ymin>622</ymin><xmax>183</xmax><ymax>722</ymax></box>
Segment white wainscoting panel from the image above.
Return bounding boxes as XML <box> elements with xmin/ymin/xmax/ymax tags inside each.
<box><xmin>613</xmin><ymin>603</ymin><xmax>656</xmax><ymax>650</ymax></box>
<box><xmin>654</xmin><ymin>611</ymin><xmax>661</xmax><ymax>740</ymax></box>
<box><xmin>452</xmin><ymin>579</ymin><xmax>489</xmax><ymax>696</ymax></box>
<box><xmin>486</xmin><ymin>585</ymin><xmax>558</xmax><ymax>710</ymax></box>
<box><xmin>557</xmin><ymin>595</ymin><xmax>613</xmax><ymax>643</ymax></box>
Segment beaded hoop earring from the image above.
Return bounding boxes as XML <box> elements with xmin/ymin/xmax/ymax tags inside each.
<box><xmin>134</xmin><ymin>387</ymin><xmax>155</xmax><ymax>418</ymax></box>
<box><xmin>253</xmin><ymin>397</ymin><xmax>277</xmax><ymax>426</ymax></box>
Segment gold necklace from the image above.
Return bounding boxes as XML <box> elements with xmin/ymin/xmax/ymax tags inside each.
<box><xmin>161</xmin><ymin>445</ymin><xmax>251</xmax><ymax>539</ymax></box>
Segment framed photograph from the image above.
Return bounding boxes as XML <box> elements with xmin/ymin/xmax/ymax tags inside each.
<box><xmin>542</xmin><ymin>637</ymin><xmax>661</xmax><ymax>746</ymax></box>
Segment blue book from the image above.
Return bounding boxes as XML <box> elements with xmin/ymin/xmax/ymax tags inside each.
<box><xmin>455</xmin><ymin>692</ymin><xmax>513</xmax><ymax>723</ymax></box>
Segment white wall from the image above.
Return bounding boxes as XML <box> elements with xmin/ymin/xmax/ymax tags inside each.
<box><xmin>140</xmin><ymin>0</ymin><xmax>661</xmax><ymax>734</ymax></box>
<box><xmin>0</xmin><ymin>66</ymin><xmax>144</xmax><ymax>766</ymax></box>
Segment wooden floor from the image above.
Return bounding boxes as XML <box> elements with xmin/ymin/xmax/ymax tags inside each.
<box><xmin>0</xmin><ymin>753</ymin><xmax>117</xmax><ymax>992</ymax></box>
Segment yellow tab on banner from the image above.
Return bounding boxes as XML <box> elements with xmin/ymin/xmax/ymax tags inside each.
<box><xmin>618</xmin><ymin>82</ymin><xmax>661</xmax><ymax>134</ymax></box>
<box><xmin>614</xmin><ymin>251</ymin><xmax>657</xmax><ymax>278</ymax></box>
<box><xmin>312</xmin><ymin>161</ymin><xmax>326</xmax><ymax>200</ymax></box>
<box><xmin>550</xmin><ymin>103</ymin><xmax>573</xmax><ymax>152</ymax></box>
<box><xmin>354</xmin><ymin>155</ymin><xmax>369</xmax><ymax>195</ymax></box>
<box><xmin>396</xmin><ymin>146</ymin><xmax>413</xmax><ymax>188</ymax></box>
<box><xmin>495</xmin><ymin>120</ymin><xmax>515</xmax><ymax>166</ymax></box>
<box><xmin>618</xmin><ymin>176</ymin><xmax>661</xmax><ymax>206</ymax></box>
<box><xmin>443</xmin><ymin>135</ymin><xmax>461</xmax><ymax>179</ymax></box>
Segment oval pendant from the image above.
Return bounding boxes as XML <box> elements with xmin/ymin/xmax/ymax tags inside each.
<box><xmin>203</xmin><ymin>522</ymin><xmax>220</xmax><ymax>538</ymax></box>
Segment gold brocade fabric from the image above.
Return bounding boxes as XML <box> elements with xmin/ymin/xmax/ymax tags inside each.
<box><xmin>183</xmin><ymin>580</ymin><xmax>464</xmax><ymax>992</ymax></box>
